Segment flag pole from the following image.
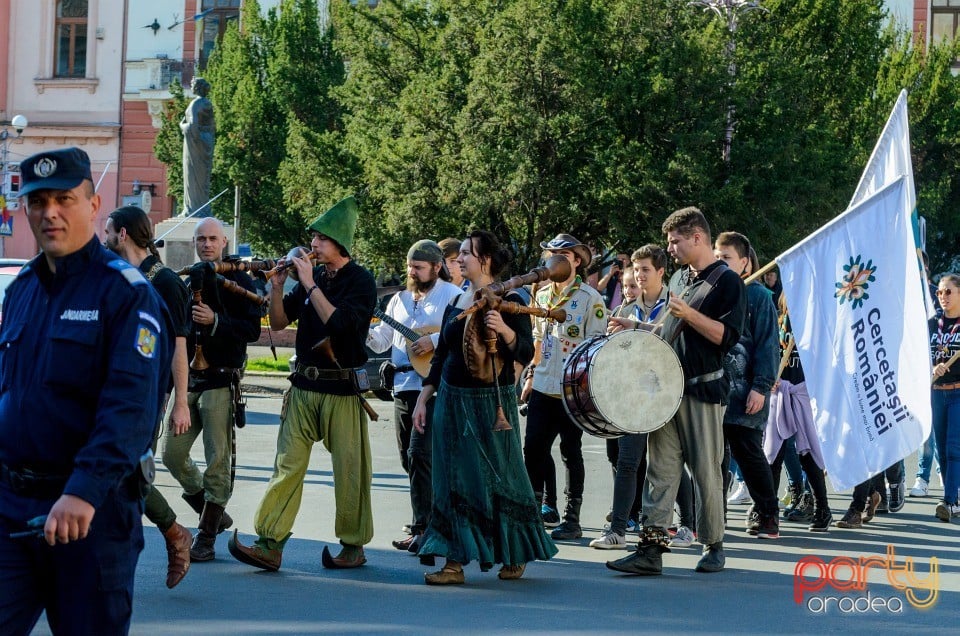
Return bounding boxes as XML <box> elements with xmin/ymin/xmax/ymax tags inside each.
<box><xmin>933</xmin><ymin>350</ymin><xmax>960</xmax><ymax>385</ymax></box>
<box><xmin>744</xmin><ymin>260</ymin><xmax>777</xmax><ymax>285</ymax></box>
<box><xmin>94</xmin><ymin>161</ymin><xmax>113</xmax><ymax>193</ymax></box>
<box><xmin>154</xmin><ymin>188</ymin><xmax>231</xmax><ymax>243</ymax></box>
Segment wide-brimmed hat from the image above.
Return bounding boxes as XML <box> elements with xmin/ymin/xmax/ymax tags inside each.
<box><xmin>19</xmin><ymin>147</ymin><xmax>93</xmax><ymax>197</ymax></box>
<box><xmin>307</xmin><ymin>195</ymin><xmax>358</xmax><ymax>255</ymax></box>
<box><xmin>539</xmin><ymin>233</ymin><xmax>592</xmax><ymax>268</ymax></box>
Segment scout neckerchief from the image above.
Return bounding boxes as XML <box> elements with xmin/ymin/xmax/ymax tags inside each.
<box><xmin>540</xmin><ymin>274</ymin><xmax>581</xmax><ymax>355</ymax></box>
<box><xmin>636</xmin><ymin>287</ymin><xmax>666</xmax><ymax>323</ymax></box>
<box><xmin>547</xmin><ymin>275</ymin><xmax>581</xmax><ymax>310</ymax></box>
<box><xmin>935</xmin><ymin>314</ymin><xmax>960</xmax><ymax>363</ymax></box>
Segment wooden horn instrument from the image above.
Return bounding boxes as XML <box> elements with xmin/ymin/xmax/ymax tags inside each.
<box><xmin>188</xmin><ymin>267</ymin><xmax>210</xmax><ymax>371</ymax></box>
<box><xmin>263</xmin><ymin>247</ymin><xmax>317</xmax><ymax>282</ymax></box>
<box><xmin>175</xmin><ymin>259</ymin><xmax>279</xmax><ymax>277</ymax></box>
<box><xmin>456</xmin><ymin>255</ymin><xmax>573</xmax><ymax>322</ymax></box>
<box><xmin>486</xmin><ymin>254</ymin><xmax>572</xmax><ymax>296</ymax></box>
<box><xmin>189</xmin><ymin>287</ymin><xmax>210</xmax><ymax>371</ymax></box>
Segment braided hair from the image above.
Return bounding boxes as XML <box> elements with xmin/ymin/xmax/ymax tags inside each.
<box><xmin>108</xmin><ymin>206</ymin><xmax>162</xmax><ymax>262</ymax></box>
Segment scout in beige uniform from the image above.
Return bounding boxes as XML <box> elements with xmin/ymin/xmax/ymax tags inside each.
<box><xmin>521</xmin><ymin>234</ymin><xmax>608</xmax><ymax>540</ymax></box>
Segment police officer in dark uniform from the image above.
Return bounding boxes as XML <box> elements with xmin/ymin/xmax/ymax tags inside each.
<box><xmin>0</xmin><ymin>147</ymin><xmax>172</xmax><ymax>634</ymax></box>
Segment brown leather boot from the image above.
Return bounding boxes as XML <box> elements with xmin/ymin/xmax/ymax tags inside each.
<box><xmin>227</xmin><ymin>529</ymin><xmax>282</xmax><ymax>572</ymax></box>
<box><xmin>190</xmin><ymin>502</ymin><xmax>224</xmax><ymax>562</ymax></box>
<box><xmin>321</xmin><ymin>544</ymin><xmax>367</xmax><ymax>569</ymax></box>
<box><xmin>182</xmin><ymin>491</ymin><xmax>232</xmax><ymax>534</ymax></box>
<box><xmin>161</xmin><ymin>523</ymin><xmax>192</xmax><ymax>588</ymax></box>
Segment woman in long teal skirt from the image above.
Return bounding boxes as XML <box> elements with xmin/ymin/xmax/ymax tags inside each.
<box><xmin>413</xmin><ymin>230</ymin><xmax>557</xmax><ymax>585</ymax></box>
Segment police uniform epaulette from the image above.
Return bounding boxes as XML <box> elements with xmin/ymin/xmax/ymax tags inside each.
<box><xmin>106</xmin><ymin>258</ymin><xmax>148</xmax><ymax>286</ymax></box>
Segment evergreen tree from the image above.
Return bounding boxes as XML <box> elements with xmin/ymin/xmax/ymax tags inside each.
<box><xmin>155</xmin><ymin>0</ymin><xmax>960</xmax><ymax>274</ymax></box>
<box><xmin>155</xmin><ymin>0</ymin><xmax>347</xmax><ymax>256</ymax></box>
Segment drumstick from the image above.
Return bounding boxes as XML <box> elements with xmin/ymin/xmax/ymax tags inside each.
<box><xmin>932</xmin><ymin>349</ymin><xmax>960</xmax><ymax>385</ymax></box>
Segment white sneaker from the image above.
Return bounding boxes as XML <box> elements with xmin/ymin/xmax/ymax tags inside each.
<box><xmin>935</xmin><ymin>501</ymin><xmax>960</xmax><ymax>522</ymax></box>
<box><xmin>727</xmin><ymin>482</ymin><xmax>752</xmax><ymax>505</ymax></box>
<box><xmin>910</xmin><ymin>477</ymin><xmax>929</xmax><ymax>497</ymax></box>
<box><xmin>589</xmin><ymin>531</ymin><xmax>627</xmax><ymax>549</ymax></box>
<box><xmin>670</xmin><ymin>525</ymin><xmax>695</xmax><ymax>548</ymax></box>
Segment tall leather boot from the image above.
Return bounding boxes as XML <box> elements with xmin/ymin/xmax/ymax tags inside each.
<box><xmin>551</xmin><ymin>497</ymin><xmax>582</xmax><ymax>540</ymax></box>
<box><xmin>161</xmin><ymin>522</ymin><xmax>192</xmax><ymax>588</ymax></box>
<box><xmin>182</xmin><ymin>491</ymin><xmax>232</xmax><ymax>534</ymax></box>
<box><xmin>191</xmin><ymin>502</ymin><xmax>225</xmax><ymax>562</ymax></box>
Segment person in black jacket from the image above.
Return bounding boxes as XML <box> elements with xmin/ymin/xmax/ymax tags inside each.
<box><xmin>714</xmin><ymin>233</ymin><xmax>780</xmax><ymax>539</ymax></box>
<box><xmin>229</xmin><ymin>196</ymin><xmax>378</xmax><ymax>571</ymax></box>
<box><xmin>105</xmin><ymin>205</ymin><xmax>194</xmax><ymax>588</ymax></box>
<box><xmin>162</xmin><ymin>217</ymin><xmax>260</xmax><ymax>562</ymax></box>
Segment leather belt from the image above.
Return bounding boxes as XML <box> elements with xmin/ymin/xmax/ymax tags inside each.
<box><xmin>395</xmin><ymin>365</ymin><xmax>415</xmax><ymax>374</ymax></box>
<box><xmin>0</xmin><ymin>462</ymin><xmax>70</xmax><ymax>499</ymax></box>
<box><xmin>296</xmin><ymin>364</ymin><xmax>353</xmax><ymax>382</ymax></box>
<box><xmin>933</xmin><ymin>381</ymin><xmax>960</xmax><ymax>391</ymax></box>
<box><xmin>686</xmin><ymin>369</ymin><xmax>724</xmax><ymax>387</ymax></box>
<box><xmin>191</xmin><ymin>367</ymin><xmax>240</xmax><ymax>377</ymax></box>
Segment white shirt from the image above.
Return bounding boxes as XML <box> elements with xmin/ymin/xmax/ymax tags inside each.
<box><xmin>367</xmin><ymin>279</ymin><xmax>462</xmax><ymax>393</ymax></box>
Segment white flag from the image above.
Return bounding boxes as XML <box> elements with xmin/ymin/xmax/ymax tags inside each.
<box><xmin>849</xmin><ymin>89</ymin><xmax>915</xmax><ymax>209</ymax></box>
<box><xmin>849</xmin><ymin>89</ymin><xmax>935</xmax><ymax>318</ymax></box>
<box><xmin>777</xmin><ymin>177</ymin><xmax>931</xmax><ymax>491</ymax></box>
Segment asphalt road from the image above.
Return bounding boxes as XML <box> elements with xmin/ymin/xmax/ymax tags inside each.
<box><xmin>33</xmin><ymin>373</ymin><xmax>959</xmax><ymax>635</ymax></box>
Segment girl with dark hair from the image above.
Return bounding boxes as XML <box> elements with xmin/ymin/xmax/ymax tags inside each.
<box><xmin>412</xmin><ymin>229</ymin><xmax>557</xmax><ymax>585</ymax></box>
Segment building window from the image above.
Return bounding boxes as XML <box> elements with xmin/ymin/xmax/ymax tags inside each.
<box><xmin>932</xmin><ymin>1</ymin><xmax>960</xmax><ymax>41</ymax></box>
<box><xmin>55</xmin><ymin>0</ymin><xmax>88</xmax><ymax>78</ymax></box>
<box><xmin>198</xmin><ymin>0</ymin><xmax>242</xmax><ymax>69</ymax></box>
<box><xmin>932</xmin><ymin>0</ymin><xmax>960</xmax><ymax>66</ymax></box>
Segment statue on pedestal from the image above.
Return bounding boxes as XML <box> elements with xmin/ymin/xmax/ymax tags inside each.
<box><xmin>181</xmin><ymin>77</ymin><xmax>215</xmax><ymax>217</ymax></box>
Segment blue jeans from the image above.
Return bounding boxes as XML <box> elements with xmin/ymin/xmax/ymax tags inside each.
<box><xmin>728</xmin><ymin>456</ymin><xmax>744</xmax><ymax>483</ymax></box>
<box><xmin>783</xmin><ymin>436</ymin><xmax>804</xmax><ymax>488</ymax></box>
<box><xmin>916</xmin><ymin>431</ymin><xmax>939</xmax><ymax>482</ymax></box>
<box><xmin>932</xmin><ymin>387</ymin><xmax>960</xmax><ymax>505</ymax></box>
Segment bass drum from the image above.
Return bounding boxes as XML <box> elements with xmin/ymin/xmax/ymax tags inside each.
<box><xmin>561</xmin><ymin>330</ymin><xmax>684</xmax><ymax>438</ymax></box>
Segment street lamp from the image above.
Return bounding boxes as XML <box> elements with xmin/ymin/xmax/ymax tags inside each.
<box><xmin>1</xmin><ymin>115</ymin><xmax>29</xmax><ymax>254</ymax></box>
<box><xmin>689</xmin><ymin>0</ymin><xmax>767</xmax><ymax>164</ymax></box>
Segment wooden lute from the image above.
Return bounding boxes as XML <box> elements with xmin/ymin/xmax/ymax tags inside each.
<box><xmin>372</xmin><ymin>307</ymin><xmax>439</xmax><ymax>378</ymax></box>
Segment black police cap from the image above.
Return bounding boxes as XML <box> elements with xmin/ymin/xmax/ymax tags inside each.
<box><xmin>19</xmin><ymin>147</ymin><xmax>93</xmax><ymax>197</ymax></box>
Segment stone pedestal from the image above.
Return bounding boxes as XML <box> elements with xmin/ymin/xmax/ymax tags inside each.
<box><xmin>154</xmin><ymin>216</ymin><xmax>236</xmax><ymax>272</ymax></box>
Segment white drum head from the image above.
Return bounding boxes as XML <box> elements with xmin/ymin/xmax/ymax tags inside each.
<box><xmin>588</xmin><ymin>330</ymin><xmax>684</xmax><ymax>434</ymax></box>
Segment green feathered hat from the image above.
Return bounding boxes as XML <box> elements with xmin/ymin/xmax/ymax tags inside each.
<box><xmin>307</xmin><ymin>195</ymin><xmax>358</xmax><ymax>255</ymax></box>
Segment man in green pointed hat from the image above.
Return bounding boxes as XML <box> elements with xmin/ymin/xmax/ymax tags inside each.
<box><xmin>229</xmin><ymin>195</ymin><xmax>378</xmax><ymax>570</ymax></box>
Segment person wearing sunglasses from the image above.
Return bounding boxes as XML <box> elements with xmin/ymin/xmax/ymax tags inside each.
<box><xmin>931</xmin><ymin>274</ymin><xmax>960</xmax><ymax>521</ymax></box>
